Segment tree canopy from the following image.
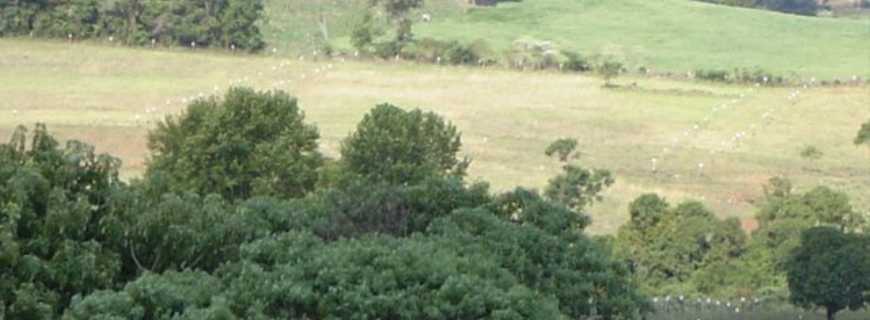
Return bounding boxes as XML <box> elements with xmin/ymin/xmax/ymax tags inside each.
<box><xmin>785</xmin><ymin>227</ymin><xmax>870</xmax><ymax>320</ymax></box>
<box><xmin>340</xmin><ymin>103</ymin><xmax>467</xmax><ymax>185</ymax></box>
<box><xmin>1</xmin><ymin>89</ymin><xmax>653</xmax><ymax>319</ymax></box>
<box><xmin>146</xmin><ymin>87</ymin><xmax>323</xmax><ymax>201</ymax></box>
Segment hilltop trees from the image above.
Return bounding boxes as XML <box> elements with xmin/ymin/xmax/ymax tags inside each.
<box><xmin>785</xmin><ymin>227</ymin><xmax>870</xmax><ymax>320</ymax></box>
<box><xmin>0</xmin><ymin>0</ymin><xmax>266</xmax><ymax>50</ymax></box>
<box><xmin>146</xmin><ymin>87</ymin><xmax>323</xmax><ymax>201</ymax></box>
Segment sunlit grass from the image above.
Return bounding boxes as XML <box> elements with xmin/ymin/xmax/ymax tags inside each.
<box><xmin>1</xmin><ymin>38</ymin><xmax>867</xmax><ymax>233</ymax></box>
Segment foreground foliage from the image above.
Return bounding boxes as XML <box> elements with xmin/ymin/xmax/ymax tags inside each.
<box><xmin>785</xmin><ymin>227</ymin><xmax>870</xmax><ymax>320</ymax></box>
<box><xmin>0</xmin><ymin>88</ymin><xmax>649</xmax><ymax>319</ymax></box>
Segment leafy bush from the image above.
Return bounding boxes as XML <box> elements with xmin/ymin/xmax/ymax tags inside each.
<box><xmin>562</xmin><ymin>51</ymin><xmax>593</xmax><ymax>72</ymax></box>
<box><xmin>695</xmin><ymin>69</ymin><xmax>730</xmax><ymax>82</ymax></box>
<box><xmin>599</xmin><ymin>60</ymin><xmax>624</xmax><ymax>85</ymax></box>
<box><xmin>507</xmin><ymin>38</ymin><xmax>562</xmax><ymax>70</ymax></box>
<box><xmin>400</xmin><ymin>38</ymin><xmax>494</xmax><ymax>65</ymax></box>
<box><xmin>734</xmin><ymin>67</ymin><xmax>785</xmax><ymax>85</ymax></box>
<box><xmin>800</xmin><ymin>145</ymin><xmax>824</xmax><ymax>160</ymax></box>
<box><xmin>856</xmin><ymin>120</ymin><xmax>870</xmax><ymax>146</ymax></box>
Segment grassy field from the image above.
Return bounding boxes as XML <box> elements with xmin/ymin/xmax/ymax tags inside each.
<box><xmin>1</xmin><ymin>38</ymin><xmax>868</xmax><ymax>233</ymax></box>
<box><xmin>263</xmin><ymin>0</ymin><xmax>870</xmax><ymax>80</ymax></box>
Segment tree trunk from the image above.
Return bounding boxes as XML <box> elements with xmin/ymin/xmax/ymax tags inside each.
<box><xmin>827</xmin><ymin>307</ymin><xmax>836</xmax><ymax>320</ymax></box>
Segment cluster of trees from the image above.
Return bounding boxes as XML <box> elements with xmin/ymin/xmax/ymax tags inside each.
<box><xmin>1</xmin><ymin>87</ymin><xmax>650</xmax><ymax>319</ymax></box>
<box><xmin>2</xmin><ymin>88</ymin><xmax>867</xmax><ymax>318</ymax></box>
<box><xmin>0</xmin><ymin>0</ymin><xmax>265</xmax><ymax>50</ymax></box>
<box><xmin>612</xmin><ymin>175</ymin><xmax>869</xmax><ymax>319</ymax></box>
<box><xmin>697</xmin><ymin>0</ymin><xmax>821</xmax><ymax>16</ymax></box>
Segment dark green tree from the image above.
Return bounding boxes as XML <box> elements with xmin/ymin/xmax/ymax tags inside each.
<box><xmin>340</xmin><ymin>103</ymin><xmax>467</xmax><ymax>184</ymax></box>
<box><xmin>544</xmin><ymin>164</ymin><xmax>614</xmax><ymax>211</ymax></box>
<box><xmin>146</xmin><ymin>87</ymin><xmax>323</xmax><ymax>201</ymax></box>
<box><xmin>430</xmin><ymin>208</ymin><xmax>650</xmax><ymax>319</ymax></box>
<box><xmin>626</xmin><ymin>193</ymin><xmax>669</xmax><ymax>231</ymax></box>
<box><xmin>368</xmin><ymin>0</ymin><xmax>423</xmax><ymax>43</ymax></box>
<box><xmin>545</xmin><ymin>137</ymin><xmax>578</xmax><ymax>162</ymax></box>
<box><xmin>856</xmin><ymin>119</ymin><xmax>870</xmax><ymax>147</ymax></box>
<box><xmin>614</xmin><ymin>197</ymin><xmax>747</xmax><ymax>296</ymax></box>
<box><xmin>0</xmin><ymin>124</ymin><xmax>125</xmax><ymax>316</ymax></box>
<box><xmin>785</xmin><ymin>227</ymin><xmax>870</xmax><ymax>320</ymax></box>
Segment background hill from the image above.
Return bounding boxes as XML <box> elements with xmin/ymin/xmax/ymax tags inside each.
<box><xmin>263</xmin><ymin>0</ymin><xmax>870</xmax><ymax>79</ymax></box>
<box><xmin>1</xmin><ymin>39</ymin><xmax>867</xmax><ymax>233</ymax></box>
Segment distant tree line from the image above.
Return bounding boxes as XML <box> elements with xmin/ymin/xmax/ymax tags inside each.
<box><xmin>0</xmin><ymin>0</ymin><xmax>265</xmax><ymax>51</ymax></box>
<box><xmin>697</xmin><ymin>0</ymin><xmax>821</xmax><ymax>16</ymax></box>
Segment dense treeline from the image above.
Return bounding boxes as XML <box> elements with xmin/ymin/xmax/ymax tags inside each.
<box><xmin>1</xmin><ymin>87</ymin><xmax>867</xmax><ymax>319</ymax></box>
<box><xmin>0</xmin><ymin>0</ymin><xmax>265</xmax><ymax>50</ymax></box>
<box><xmin>697</xmin><ymin>0</ymin><xmax>821</xmax><ymax>16</ymax></box>
<box><xmin>0</xmin><ymin>88</ymin><xmax>649</xmax><ymax>319</ymax></box>
<box><xmin>613</xmin><ymin>181</ymin><xmax>867</xmax><ymax>300</ymax></box>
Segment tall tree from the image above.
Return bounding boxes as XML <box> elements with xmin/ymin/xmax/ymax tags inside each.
<box><xmin>368</xmin><ymin>0</ymin><xmax>423</xmax><ymax>42</ymax></box>
<box><xmin>146</xmin><ymin>87</ymin><xmax>323</xmax><ymax>201</ymax></box>
<box><xmin>340</xmin><ymin>103</ymin><xmax>467</xmax><ymax>184</ymax></box>
<box><xmin>785</xmin><ymin>227</ymin><xmax>870</xmax><ymax>320</ymax></box>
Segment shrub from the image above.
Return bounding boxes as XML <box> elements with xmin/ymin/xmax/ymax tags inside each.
<box><xmin>695</xmin><ymin>69</ymin><xmax>730</xmax><ymax>82</ymax></box>
<box><xmin>799</xmin><ymin>145</ymin><xmax>823</xmax><ymax>160</ymax></box>
<box><xmin>562</xmin><ymin>51</ymin><xmax>593</xmax><ymax>72</ymax></box>
<box><xmin>734</xmin><ymin>67</ymin><xmax>785</xmax><ymax>85</ymax></box>
<box><xmin>401</xmin><ymin>38</ymin><xmax>493</xmax><ymax>66</ymax></box>
<box><xmin>508</xmin><ymin>38</ymin><xmax>562</xmax><ymax>70</ymax></box>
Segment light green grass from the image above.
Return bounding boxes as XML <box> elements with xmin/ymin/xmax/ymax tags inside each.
<box><xmin>274</xmin><ymin>0</ymin><xmax>870</xmax><ymax>80</ymax></box>
<box><xmin>414</xmin><ymin>0</ymin><xmax>870</xmax><ymax>79</ymax></box>
<box><xmin>1</xmin><ymin>38</ymin><xmax>868</xmax><ymax>233</ymax></box>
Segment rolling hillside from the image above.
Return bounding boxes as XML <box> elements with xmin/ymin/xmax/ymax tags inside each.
<box><xmin>1</xmin><ymin>39</ymin><xmax>867</xmax><ymax>233</ymax></box>
<box><xmin>264</xmin><ymin>0</ymin><xmax>870</xmax><ymax>79</ymax></box>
